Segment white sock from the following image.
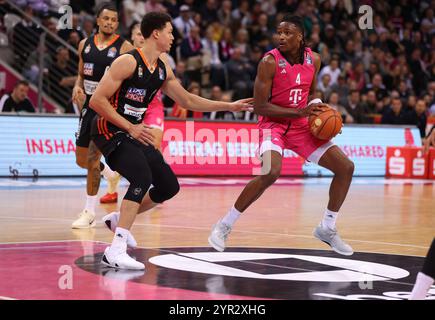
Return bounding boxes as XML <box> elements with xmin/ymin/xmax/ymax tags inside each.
<box><xmin>101</xmin><ymin>163</ymin><xmax>116</xmax><ymax>180</ymax></box>
<box><xmin>110</xmin><ymin>227</ymin><xmax>129</xmax><ymax>253</ymax></box>
<box><xmin>410</xmin><ymin>272</ymin><xmax>434</xmax><ymax>300</ymax></box>
<box><xmin>221</xmin><ymin>206</ymin><xmax>241</xmax><ymax>227</ymax></box>
<box><xmin>85</xmin><ymin>195</ymin><xmax>98</xmax><ymax>213</ymax></box>
<box><xmin>322</xmin><ymin>209</ymin><xmax>338</xmax><ymax>229</ymax></box>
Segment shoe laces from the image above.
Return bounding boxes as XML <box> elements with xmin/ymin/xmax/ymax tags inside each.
<box><xmin>218</xmin><ymin>223</ymin><xmax>232</xmax><ymax>240</ymax></box>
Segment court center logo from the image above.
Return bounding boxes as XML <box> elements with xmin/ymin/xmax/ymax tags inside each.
<box><xmin>149</xmin><ymin>251</ymin><xmax>409</xmax><ymax>283</ymax></box>
<box><xmin>75</xmin><ymin>247</ymin><xmax>427</xmax><ymax>299</ymax></box>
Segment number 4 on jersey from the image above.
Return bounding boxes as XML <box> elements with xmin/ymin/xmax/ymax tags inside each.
<box><xmin>296</xmin><ymin>73</ymin><xmax>301</xmax><ymax>85</ymax></box>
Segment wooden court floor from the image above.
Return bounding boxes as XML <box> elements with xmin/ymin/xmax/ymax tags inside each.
<box><xmin>0</xmin><ymin>177</ymin><xmax>434</xmax><ymax>300</ymax></box>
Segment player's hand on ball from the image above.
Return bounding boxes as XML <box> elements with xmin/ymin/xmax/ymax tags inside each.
<box><xmin>299</xmin><ymin>103</ymin><xmax>329</xmax><ymax>117</ymax></box>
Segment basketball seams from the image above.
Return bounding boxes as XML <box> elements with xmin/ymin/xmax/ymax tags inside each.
<box><xmin>317</xmin><ymin>113</ymin><xmax>336</xmax><ymax>140</ymax></box>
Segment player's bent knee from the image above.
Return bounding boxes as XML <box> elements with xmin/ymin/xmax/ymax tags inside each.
<box><xmin>149</xmin><ymin>179</ymin><xmax>180</xmax><ymax>203</ymax></box>
<box><xmin>261</xmin><ymin>167</ymin><xmax>281</xmax><ymax>185</ymax></box>
<box><xmin>344</xmin><ymin>160</ymin><xmax>355</xmax><ymax>176</ymax></box>
<box><xmin>76</xmin><ymin>155</ymin><xmax>88</xmax><ymax>169</ymax></box>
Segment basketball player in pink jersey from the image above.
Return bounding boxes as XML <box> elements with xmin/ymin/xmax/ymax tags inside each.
<box><xmin>208</xmin><ymin>15</ymin><xmax>355</xmax><ymax>256</ymax></box>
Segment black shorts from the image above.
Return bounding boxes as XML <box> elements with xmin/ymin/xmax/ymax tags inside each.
<box><xmin>75</xmin><ymin>106</ymin><xmax>97</xmax><ymax>148</ymax></box>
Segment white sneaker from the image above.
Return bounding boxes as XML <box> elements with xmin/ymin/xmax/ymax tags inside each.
<box><xmin>313</xmin><ymin>223</ymin><xmax>354</xmax><ymax>256</ymax></box>
<box><xmin>101</xmin><ymin>247</ymin><xmax>145</xmax><ymax>270</ymax></box>
<box><xmin>72</xmin><ymin>209</ymin><xmax>96</xmax><ymax>229</ymax></box>
<box><xmin>102</xmin><ymin>212</ymin><xmax>138</xmax><ymax>248</ymax></box>
<box><xmin>208</xmin><ymin>219</ymin><xmax>232</xmax><ymax>252</ymax></box>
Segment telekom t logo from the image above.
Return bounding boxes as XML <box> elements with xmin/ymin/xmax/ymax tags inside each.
<box><xmin>289</xmin><ymin>89</ymin><xmax>302</xmax><ymax>105</ymax></box>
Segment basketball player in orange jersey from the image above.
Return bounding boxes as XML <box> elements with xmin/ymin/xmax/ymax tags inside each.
<box><xmin>100</xmin><ymin>22</ymin><xmax>166</xmax><ymax>247</ymax></box>
<box><xmin>71</xmin><ymin>3</ymin><xmax>135</xmax><ymax>228</ymax></box>
<box><xmin>90</xmin><ymin>12</ymin><xmax>252</xmax><ymax>269</ymax></box>
<box><xmin>208</xmin><ymin>15</ymin><xmax>355</xmax><ymax>256</ymax></box>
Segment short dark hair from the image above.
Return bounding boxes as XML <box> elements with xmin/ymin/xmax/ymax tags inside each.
<box><xmin>96</xmin><ymin>2</ymin><xmax>118</xmax><ymax>18</ymax></box>
<box><xmin>14</xmin><ymin>80</ymin><xmax>29</xmax><ymax>88</ymax></box>
<box><xmin>140</xmin><ymin>12</ymin><xmax>172</xmax><ymax>39</ymax></box>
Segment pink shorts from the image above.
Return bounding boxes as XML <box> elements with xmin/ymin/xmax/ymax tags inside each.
<box><xmin>258</xmin><ymin>118</ymin><xmax>334</xmax><ymax>164</ymax></box>
<box><xmin>143</xmin><ymin>91</ymin><xmax>164</xmax><ymax>131</ymax></box>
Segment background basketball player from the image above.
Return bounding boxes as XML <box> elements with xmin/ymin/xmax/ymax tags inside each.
<box><xmin>71</xmin><ymin>2</ymin><xmax>134</xmax><ymax>228</ymax></box>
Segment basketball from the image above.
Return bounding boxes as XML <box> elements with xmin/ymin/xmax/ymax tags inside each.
<box><xmin>309</xmin><ymin>107</ymin><xmax>342</xmax><ymax>140</ymax></box>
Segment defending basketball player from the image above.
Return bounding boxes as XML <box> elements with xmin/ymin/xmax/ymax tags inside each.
<box><xmin>208</xmin><ymin>15</ymin><xmax>355</xmax><ymax>256</ymax></box>
<box><xmin>71</xmin><ymin>3</ymin><xmax>135</xmax><ymax>229</ymax></box>
<box><xmin>100</xmin><ymin>22</ymin><xmax>166</xmax><ymax>244</ymax></box>
<box><xmin>90</xmin><ymin>12</ymin><xmax>252</xmax><ymax>269</ymax></box>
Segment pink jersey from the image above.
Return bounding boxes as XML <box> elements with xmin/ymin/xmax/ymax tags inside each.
<box><xmin>258</xmin><ymin>47</ymin><xmax>315</xmax><ymax>127</ymax></box>
<box><xmin>143</xmin><ymin>90</ymin><xmax>164</xmax><ymax>130</ymax></box>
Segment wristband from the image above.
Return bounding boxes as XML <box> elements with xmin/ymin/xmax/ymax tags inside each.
<box><xmin>308</xmin><ymin>98</ymin><xmax>323</xmax><ymax>106</ymax></box>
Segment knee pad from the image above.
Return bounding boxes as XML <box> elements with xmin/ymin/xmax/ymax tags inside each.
<box><xmin>149</xmin><ymin>179</ymin><xmax>180</xmax><ymax>203</ymax></box>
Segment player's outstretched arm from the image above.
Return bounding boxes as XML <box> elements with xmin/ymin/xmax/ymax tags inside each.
<box><xmin>161</xmin><ymin>57</ymin><xmax>252</xmax><ymax>113</ymax></box>
<box><xmin>90</xmin><ymin>55</ymin><xmax>155</xmax><ymax>146</ymax></box>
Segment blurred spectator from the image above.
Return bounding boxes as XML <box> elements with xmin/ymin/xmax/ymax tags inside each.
<box><xmin>233</xmin><ymin>28</ymin><xmax>251</xmax><ymax>56</ymax></box>
<box><xmin>199</xmin><ymin>0</ymin><xmax>218</xmax><ymax>29</ymax></box>
<box><xmin>398</xmin><ymin>80</ymin><xmax>411</xmax><ymax>100</ymax></box>
<box><xmin>162</xmin><ymin>0</ymin><xmax>179</xmax><ymax>18</ymax></box>
<box><xmin>365</xmin><ymin>73</ymin><xmax>388</xmax><ymax>101</ymax></box>
<box><xmin>171</xmin><ymin>82</ymin><xmax>203</xmax><ymax>119</ymax></box>
<box><xmin>217</xmin><ymin>0</ymin><xmax>232</xmax><ymax>28</ymax></box>
<box><xmin>201</xmin><ymin>26</ymin><xmax>225</xmax><ymax>88</ymax></box>
<box><xmin>0</xmin><ymin>80</ymin><xmax>35</xmax><ymax>113</ymax></box>
<box><xmin>407</xmin><ymin>99</ymin><xmax>428</xmax><ymax>138</ymax></box>
<box><xmin>218</xmin><ymin>27</ymin><xmax>234</xmax><ymax>63</ymax></box>
<box><xmin>405</xmin><ymin>95</ymin><xmax>417</xmax><ymax>113</ymax></box>
<box><xmin>174</xmin><ymin>60</ymin><xmax>190</xmax><ymax>88</ymax></box>
<box><xmin>173</xmin><ymin>5</ymin><xmax>195</xmax><ymax>39</ymax></box>
<box><xmin>231</xmin><ymin>0</ymin><xmax>251</xmax><ymax>29</ymax></box>
<box><xmin>123</xmin><ymin>0</ymin><xmax>147</xmax><ymax>29</ymax></box>
<box><xmin>180</xmin><ymin>25</ymin><xmax>203</xmax><ymax>83</ymax></box>
<box><xmin>328</xmin><ymin>91</ymin><xmax>353</xmax><ymax>124</ymax></box>
<box><xmin>47</xmin><ymin>46</ymin><xmax>76</xmax><ymax>113</ymax></box>
<box><xmin>317</xmin><ymin>73</ymin><xmax>332</xmax><ymax>99</ymax></box>
<box><xmin>144</xmin><ymin>0</ymin><xmax>167</xmax><ymax>14</ymax></box>
<box><xmin>408</xmin><ymin>48</ymin><xmax>429</xmax><ymax>96</ymax></box>
<box><xmin>348</xmin><ymin>61</ymin><xmax>366</xmax><ymax>91</ymax></box>
<box><xmin>318</xmin><ymin>57</ymin><xmax>341</xmax><ymax>86</ymax></box>
<box><xmin>250</xmin><ymin>12</ymin><xmax>272</xmax><ymax>44</ymax></box>
<box><xmin>23</xmin><ymin>42</ymin><xmax>51</xmax><ymax>85</ymax></box>
<box><xmin>381</xmin><ymin>97</ymin><xmax>408</xmax><ymax>125</ymax></box>
<box><xmin>330</xmin><ymin>74</ymin><xmax>349</xmax><ymax>105</ymax></box>
<box><xmin>226</xmin><ymin>47</ymin><xmax>254</xmax><ymax>100</ymax></box>
<box><xmin>343</xmin><ymin>89</ymin><xmax>366</xmax><ymax>124</ymax></box>
<box><xmin>81</xmin><ymin>15</ymin><xmax>95</xmax><ymax>38</ymax></box>
<box><xmin>321</xmin><ymin>24</ymin><xmax>341</xmax><ymax>53</ymax></box>
<box><xmin>12</xmin><ymin>5</ymin><xmax>42</xmax><ymax>72</ymax></box>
